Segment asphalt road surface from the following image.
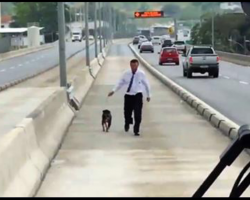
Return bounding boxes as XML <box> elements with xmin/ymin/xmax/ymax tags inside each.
<box><xmin>133</xmin><ymin>44</ymin><xmax>250</xmax><ymax>126</ymax></box>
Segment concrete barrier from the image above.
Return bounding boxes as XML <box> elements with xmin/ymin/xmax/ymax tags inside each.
<box><xmin>0</xmin><ymin>41</ymin><xmax>112</xmax><ymax>197</ymax></box>
<box><xmin>71</xmin><ymin>42</ymin><xmax>111</xmax><ymax>105</ymax></box>
<box><xmin>216</xmin><ymin>50</ymin><xmax>250</xmax><ymax>67</ymax></box>
<box><xmin>0</xmin><ymin>88</ymin><xmax>74</xmax><ymax>197</ymax></box>
<box><xmin>129</xmin><ymin>43</ymin><xmax>240</xmax><ymax>142</ymax></box>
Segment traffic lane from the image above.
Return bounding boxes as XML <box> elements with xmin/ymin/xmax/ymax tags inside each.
<box><xmin>36</xmin><ymin>43</ymin><xmax>250</xmax><ymax>197</ymax></box>
<box><xmin>0</xmin><ymin>41</ymin><xmax>98</xmax><ymax>86</ymax></box>
<box><xmin>133</xmin><ymin>44</ymin><xmax>250</xmax><ymax>125</ymax></box>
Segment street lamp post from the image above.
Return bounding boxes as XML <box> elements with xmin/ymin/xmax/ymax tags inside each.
<box><xmin>58</xmin><ymin>2</ymin><xmax>67</xmax><ymax>87</ymax></box>
<box><xmin>85</xmin><ymin>2</ymin><xmax>90</xmax><ymax>67</ymax></box>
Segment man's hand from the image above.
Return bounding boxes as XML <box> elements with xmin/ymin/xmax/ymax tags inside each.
<box><xmin>147</xmin><ymin>97</ymin><xmax>151</xmax><ymax>102</ymax></box>
<box><xmin>108</xmin><ymin>91</ymin><xmax>114</xmax><ymax>97</ymax></box>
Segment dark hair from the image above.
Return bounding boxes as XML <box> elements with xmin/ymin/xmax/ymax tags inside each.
<box><xmin>130</xmin><ymin>59</ymin><xmax>139</xmax><ymax>64</ymax></box>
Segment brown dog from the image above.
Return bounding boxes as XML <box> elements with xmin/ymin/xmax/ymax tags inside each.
<box><xmin>102</xmin><ymin>110</ymin><xmax>112</xmax><ymax>132</ymax></box>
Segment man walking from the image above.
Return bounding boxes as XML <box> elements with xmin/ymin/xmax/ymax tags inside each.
<box><xmin>108</xmin><ymin>59</ymin><xmax>151</xmax><ymax>136</ymax></box>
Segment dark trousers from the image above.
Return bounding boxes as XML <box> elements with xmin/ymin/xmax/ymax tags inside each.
<box><xmin>124</xmin><ymin>93</ymin><xmax>143</xmax><ymax>133</ymax></box>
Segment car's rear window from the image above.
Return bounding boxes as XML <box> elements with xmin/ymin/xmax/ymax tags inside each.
<box><xmin>164</xmin><ymin>40</ymin><xmax>172</xmax><ymax>44</ymax></box>
<box><xmin>163</xmin><ymin>48</ymin><xmax>177</xmax><ymax>53</ymax></box>
<box><xmin>154</xmin><ymin>37</ymin><xmax>160</xmax><ymax>40</ymax></box>
<box><xmin>174</xmin><ymin>41</ymin><xmax>185</xmax><ymax>45</ymax></box>
<box><xmin>191</xmin><ymin>48</ymin><xmax>214</xmax><ymax>54</ymax></box>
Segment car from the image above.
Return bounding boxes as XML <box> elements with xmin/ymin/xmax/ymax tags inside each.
<box><xmin>138</xmin><ymin>38</ymin><xmax>148</xmax><ymax>49</ymax></box>
<box><xmin>71</xmin><ymin>31</ymin><xmax>82</xmax><ymax>42</ymax></box>
<box><xmin>172</xmin><ymin>40</ymin><xmax>187</xmax><ymax>54</ymax></box>
<box><xmin>140</xmin><ymin>42</ymin><xmax>154</xmax><ymax>53</ymax></box>
<box><xmin>89</xmin><ymin>35</ymin><xmax>95</xmax><ymax>40</ymax></box>
<box><xmin>182</xmin><ymin>46</ymin><xmax>220</xmax><ymax>78</ymax></box>
<box><xmin>151</xmin><ymin>36</ymin><xmax>162</xmax><ymax>45</ymax></box>
<box><xmin>133</xmin><ymin>36</ymin><xmax>140</xmax><ymax>45</ymax></box>
<box><xmin>161</xmin><ymin>39</ymin><xmax>173</xmax><ymax>48</ymax></box>
<box><xmin>158</xmin><ymin>47</ymin><xmax>179</xmax><ymax>65</ymax></box>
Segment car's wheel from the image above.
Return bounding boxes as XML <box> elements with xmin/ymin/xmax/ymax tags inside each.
<box><xmin>140</xmin><ymin>50</ymin><xmax>143</xmax><ymax>53</ymax></box>
<box><xmin>159</xmin><ymin>62</ymin><xmax>163</xmax><ymax>66</ymax></box>
<box><xmin>213</xmin><ymin>69</ymin><xmax>219</xmax><ymax>78</ymax></box>
<box><xmin>187</xmin><ymin>69</ymin><xmax>192</xmax><ymax>78</ymax></box>
<box><xmin>183</xmin><ymin>69</ymin><xmax>187</xmax><ymax>77</ymax></box>
<box><xmin>152</xmin><ymin>50</ymin><xmax>154</xmax><ymax>53</ymax></box>
<box><xmin>176</xmin><ymin>62</ymin><xmax>179</xmax><ymax>65</ymax></box>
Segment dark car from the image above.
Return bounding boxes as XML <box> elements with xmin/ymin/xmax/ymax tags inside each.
<box><xmin>162</xmin><ymin>39</ymin><xmax>173</xmax><ymax>48</ymax></box>
<box><xmin>133</xmin><ymin>37</ymin><xmax>140</xmax><ymax>45</ymax></box>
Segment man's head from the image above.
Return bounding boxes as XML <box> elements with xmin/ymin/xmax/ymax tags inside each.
<box><xmin>130</xmin><ymin>59</ymin><xmax>139</xmax><ymax>74</ymax></box>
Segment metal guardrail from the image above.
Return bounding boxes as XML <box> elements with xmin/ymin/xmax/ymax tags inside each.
<box><xmin>216</xmin><ymin>50</ymin><xmax>250</xmax><ymax>66</ymax></box>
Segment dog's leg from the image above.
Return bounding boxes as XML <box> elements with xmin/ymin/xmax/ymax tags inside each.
<box><xmin>102</xmin><ymin>123</ymin><xmax>105</xmax><ymax>132</ymax></box>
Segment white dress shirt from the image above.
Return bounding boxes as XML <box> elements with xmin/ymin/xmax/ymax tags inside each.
<box><xmin>112</xmin><ymin>69</ymin><xmax>151</xmax><ymax>98</ymax></box>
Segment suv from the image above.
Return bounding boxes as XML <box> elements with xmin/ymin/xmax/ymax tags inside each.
<box><xmin>182</xmin><ymin>46</ymin><xmax>220</xmax><ymax>78</ymax></box>
<box><xmin>173</xmin><ymin>41</ymin><xmax>186</xmax><ymax>53</ymax></box>
<box><xmin>133</xmin><ymin>36</ymin><xmax>140</xmax><ymax>45</ymax></box>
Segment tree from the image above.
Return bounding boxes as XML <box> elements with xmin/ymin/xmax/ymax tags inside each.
<box><xmin>11</xmin><ymin>2</ymin><xmax>70</xmax><ymax>33</ymax></box>
<box><xmin>161</xmin><ymin>4</ymin><xmax>182</xmax><ymax>18</ymax></box>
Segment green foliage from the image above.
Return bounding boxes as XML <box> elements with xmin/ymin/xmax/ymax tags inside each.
<box><xmin>11</xmin><ymin>2</ymin><xmax>70</xmax><ymax>33</ymax></box>
<box><xmin>191</xmin><ymin>12</ymin><xmax>250</xmax><ymax>53</ymax></box>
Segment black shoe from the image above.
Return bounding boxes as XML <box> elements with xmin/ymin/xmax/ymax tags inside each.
<box><xmin>125</xmin><ymin>124</ymin><xmax>129</xmax><ymax>132</ymax></box>
<box><xmin>134</xmin><ymin>132</ymin><xmax>140</xmax><ymax>136</ymax></box>
<box><xmin>130</xmin><ymin>118</ymin><xmax>133</xmax><ymax>125</ymax></box>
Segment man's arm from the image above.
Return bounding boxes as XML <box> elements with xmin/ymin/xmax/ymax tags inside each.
<box><xmin>141</xmin><ymin>72</ymin><xmax>151</xmax><ymax>99</ymax></box>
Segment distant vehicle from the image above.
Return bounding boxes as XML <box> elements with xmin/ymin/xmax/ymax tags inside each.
<box><xmin>182</xmin><ymin>46</ymin><xmax>220</xmax><ymax>78</ymax></box>
<box><xmin>98</xmin><ymin>35</ymin><xmax>103</xmax><ymax>39</ymax></box>
<box><xmin>83</xmin><ymin>35</ymin><xmax>95</xmax><ymax>40</ymax></box>
<box><xmin>140</xmin><ymin>29</ymin><xmax>151</xmax><ymax>40</ymax></box>
<box><xmin>71</xmin><ymin>30</ymin><xmax>82</xmax><ymax>42</ymax></box>
<box><xmin>173</xmin><ymin>41</ymin><xmax>187</xmax><ymax>53</ymax></box>
<box><xmin>138</xmin><ymin>38</ymin><xmax>148</xmax><ymax>49</ymax></box>
<box><xmin>151</xmin><ymin>36</ymin><xmax>161</xmax><ymax>45</ymax></box>
<box><xmin>158</xmin><ymin>47</ymin><xmax>179</xmax><ymax>65</ymax></box>
<box><xmin>140</xmin><ymin>41</ymin><xmax>154</xmax><ymax>53</ymax></box>
<box><xmin>133</xmin><ymin>36</ymin><xmax>140</xmax><ymax>45</ymax></box>
<box><xmin>88</xmin><ymin>35</ymin><xmax>95</xmax><ymax>40</ymax></box>
<box><xmin>161</xmin><ymin>35</ymin><xmax>171</xmax><ymax>43</ymax></box>
<box><xmin>161</xmin><ymin>39</ymin><xmax>173</xmax><ymax>48</ymax></box>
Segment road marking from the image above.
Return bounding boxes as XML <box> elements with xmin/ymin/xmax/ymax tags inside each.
<box><xmin>223</xmin><ymin>76</ymin><xmax>230</xmax><ymax>79</ymax></box>
<box><xmin>0</xmin><ymin>69</ymin><xmax>6</xmax><ymax>72</ymax></box>
<box><xmin>10</xmin><ymin>67</ymin><xmax>15</xmax><ymax>69</ymax></box>
<box><xmin>239</xmin><ymin>81</ymin><xmax>249</xmax><ymax>85</ymax></box>
<box><xmin>31</xmin><ymin>59</ymin><xmax>36</xmax><ymax>62</ymax></box>
<box><xmin>18</xmin><ymin>64</ymin><xmax>23</xmax><ymax>67</ymax></box>
<box><xmin>25</xmin><ymin>61</ymin><xmax>30</xmax><ymax>64</ymax></box>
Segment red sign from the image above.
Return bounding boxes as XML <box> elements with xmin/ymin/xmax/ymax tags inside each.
<box><xmin>134</xmin><ymin>11</ymin><xmax>164</xmax><ymax>18</ymax></box>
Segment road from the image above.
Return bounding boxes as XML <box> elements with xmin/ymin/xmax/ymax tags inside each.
<box><xmin>0</xmin><ymin>40</ymin><xmax>100</xmax><ymax>86</ymax></box>
<box><xmin>132</xmin><ymin>44</ymin><xmax>250</xmax><ymax>126</ymax></box>
<box><xmin>36</xmin><ymin>40</ymin><xmax>250</xmax><ymax>197</ymax></box>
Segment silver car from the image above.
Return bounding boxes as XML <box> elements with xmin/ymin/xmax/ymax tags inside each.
<box><xmin>182</xmin><ymin>46</ymin><xmax>220</xmax><ymax>78</ymax></box>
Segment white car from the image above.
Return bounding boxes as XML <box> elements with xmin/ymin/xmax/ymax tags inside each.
<box><xmin>138</xmin><ymin>38</ymin><xmax>148</xmax><ymax>49</ymax></box>
<box><xmin>140</xmin><ymin>41</ymin><xmax>154</xmax><ymax>53</ymax></box>
<box><xmin>89</xmin><ymin>35</ymin><xmax>95</xmax><ymax>40</ymax></box>
<box><xmin>172</xmin><ymin>40</ymin><xmax>187</xmax><ymax>53</ymax></box>
<box><xmin>151</xmin><ymin>36</ymin><xmax>161</xmax><ymax>45</ymax></box>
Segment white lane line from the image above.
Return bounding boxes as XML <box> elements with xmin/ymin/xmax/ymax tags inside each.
<box><xmin>10</xmin><ymin>67</ymin><xmax>15</xmax><ymax>69</ymax></box>
<box><xmin>31</xmin><ymin>59</ymin><xmax>36</xmax><ymax>62</ymax></box>
<box><xmin>239</xmin><ymin>81</ymin><xmax>249</xmax><ymax>85</ymax></box>
<box><xmin>25</xmin><ymin>61</ymin><xmax>30</xmax><ymax>64</ymax></box>
<box><xmin>18</xmin><ymin>64</ymin><xmax>23</xmax><ymax>67</ymax></box>
<box><xmin>0</xmin><ymin>69</ymin><xmax>6</xmax><ymax>72</ymax></box>
<box><xmin>223</xmin><ymin>76</ymin><xmax>230</xmax><ymax>79</ymax></box>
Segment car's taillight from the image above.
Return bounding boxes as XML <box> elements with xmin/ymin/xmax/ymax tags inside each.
<box><xmin>189</xmin><ymin>57</ymin><xmax>193</xmax><ymax>64</ymax></box>
<box><xmin>217</xmin><ymin>56</ymin><xmax>220</xmax><ymax>62</ymax></box>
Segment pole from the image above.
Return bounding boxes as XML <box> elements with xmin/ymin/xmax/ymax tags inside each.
<box><xmin>99</xmin><ymin>2</ymin><xmax>103</xmax><ymax>53</ymax></box>
<box><xmin>174</xmin><ymin>18</ymin><xmax>178</xmax><ymax>41</ymax></box>
<box><xmin>85</xmin><ymin>2</ymin><xmax>90</xmax><ymax>67</ymax></box>
<box><xmin>94</xmin><ymin>2</ymin><xmax>98</xmax><ymax>58</ymax></box>
<box><xmin>212</xmin><ymin>9</ymin><xmax>215</xmax><ymax>47</ymax></box>
<box><xmin>58</xmin><ymin>2</ymin><xmax>67</xmax><ymax>87</ymax></box>
<box><xmin>0</xmin><ymin>2</ymin><xmax>2</xmax><ymax>29</ymax></box>
<box><xmin>244</xmin><ymin>36</ymin><xmax>247</xmax><ymax>55</ymax></box>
